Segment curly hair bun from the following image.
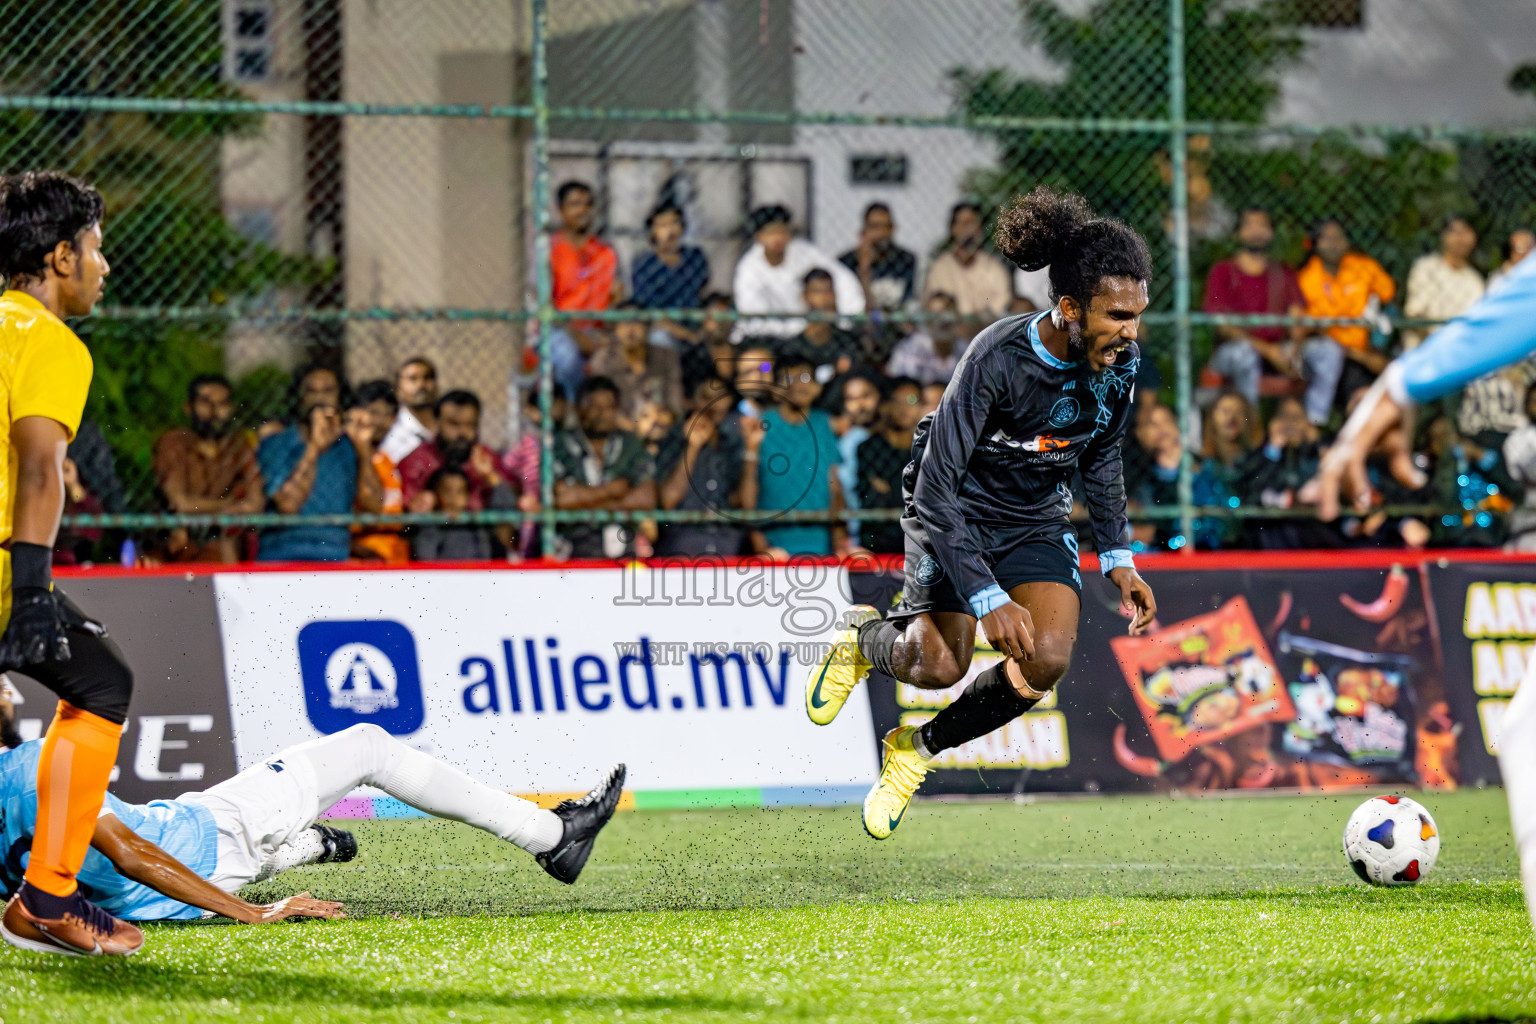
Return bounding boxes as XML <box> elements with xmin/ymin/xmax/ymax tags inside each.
<box><xmin>992</xmin><ymin>185</ymin><xmax>1152</xmax><ymax>308</ymax></box>
<box><xmin>993</xmin><ymin>185</ymin><xmax>1092</xmax><ymax>272</ymax></box>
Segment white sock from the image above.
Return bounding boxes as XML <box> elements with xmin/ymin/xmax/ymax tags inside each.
<box><xmin>515</xmin><ymin>808</ymin><xmax>565</xmax><ymax>855</ymax></box>
<box><xmin>1499</xmin><ymin>657</ymin><xmax>1536</xmax><ymax>933</ymax></box>
<box><xmin>256</xmin><ymin>828</ymin><xmax>328</xmax><ymax>882</ymax></box>
<box><xmin>911</xmin><ymin>727</ymin><xmax>937</xmax><ymax>760</ymax></box>
<box><xmin>292</xmin><ymin>725</ymin><xmax>567</xmax><ymax>856</ymax></box>
<box><xmin>380</xmin><ymin>745</ymin><xmax>564</xmax><ymax>855</ymax></box>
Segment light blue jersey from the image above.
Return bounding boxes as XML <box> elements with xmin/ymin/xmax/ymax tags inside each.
<box><xmin>0</xmin><ymin>741</ymin><xmax>218</xmax><ymax>921</ymax></box>
<box><xmin>1398</xmin><ymin>254</ymin><xmax>1536</xmax><ymax>404</ymax></box>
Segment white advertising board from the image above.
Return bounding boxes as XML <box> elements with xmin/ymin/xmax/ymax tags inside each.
<box><xmin>213</xmin><ymin>564</ymin><xmax>876</xmax><ymax>797</ymax></box>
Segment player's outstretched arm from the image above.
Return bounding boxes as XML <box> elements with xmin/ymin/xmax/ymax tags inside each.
<box><xmin>1306</xmin><ymin>254</ymin><xmax>1536</xmax><ymax>519</ymax></box>
<box><xmin>1301</xmin><ymin>375</ymin><xmax>1414</xmax><ymax>520</ymax></box>
<box><xmin>91</xmin><ymin>815</ymin><xmax>345</xmax><ymax>924</ymax></box>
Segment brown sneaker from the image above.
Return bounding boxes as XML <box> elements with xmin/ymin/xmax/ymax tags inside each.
<box><xmin>2</xmin><ymin>890</ymin><xmax>144</xmax><ymax>957</ymax></box>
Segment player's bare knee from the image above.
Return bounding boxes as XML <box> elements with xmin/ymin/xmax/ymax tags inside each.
<box><xmin>1027</xmin><ymin>659</ymin><xmax>1069</xmax><ymax>693</ymax></box>
<box><xmin>1023</xmin><ymin>636</ymin><xmax>1075</xmax><ymax>693</ymax></box>
<box><xmin>908</xmin><ymin>660</ymin><xmax>965</xmax><ymax>689</ymax></box>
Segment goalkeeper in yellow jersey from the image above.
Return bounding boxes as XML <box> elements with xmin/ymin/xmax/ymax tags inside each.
<box><xmin>0</xmin><ymin>171</ymin><xmax>143</xmax><ymax>957</ymax></box>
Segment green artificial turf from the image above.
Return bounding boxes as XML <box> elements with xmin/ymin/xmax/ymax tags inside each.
<box><xmin>1</xmin><ymin>789</ymin><xmax>1532</xmax><ymax>1023</ymax></box>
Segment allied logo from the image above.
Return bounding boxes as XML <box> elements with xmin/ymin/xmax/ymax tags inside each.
<box><xmin>912</xmin><ymin>554</ymin><xmax>945</xmax><ymax>587</ymax></box>
<box><xmin>325</xmin><ymin>643</ymin><xmax>401</xmax><ymax>714</ymax></box>
<box><xmin>1047</xmin><ymin>397</ymin><xmax>1080</xmax><ymax>428</ymax></box>
<box><xmin>298</xmin><ymin>620</ymin><xmax>424</xmax><ymax>736</ymax></box>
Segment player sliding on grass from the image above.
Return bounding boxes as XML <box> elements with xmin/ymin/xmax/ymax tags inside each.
<box><xmin>807</xmin><ymin>186</ymin><xmax>1157</xmax><ymax>838</ymax></box>
<box><xmin>1300</xmin><ymin>251</ymin><xmax>1536</xmax><ymax>931</ymax></box>
<box><xmin>0</xmin><ymin>692</ymin><xmax>624</xmax><ymax>929</ymax></box>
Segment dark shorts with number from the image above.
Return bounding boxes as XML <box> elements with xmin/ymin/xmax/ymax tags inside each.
<box><xmin>889</xmin><ymin>515</ymin><xmax>1082</xmax><ymax>622</ymax></box>
<box><xmin>6</xmin><ymin>589</ymin><xmax>135</xmax><ymax>725</ymax></box>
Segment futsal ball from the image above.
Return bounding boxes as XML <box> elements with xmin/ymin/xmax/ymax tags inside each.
<box><xmin>1342</xmin><ymin>794</ymin><xmax>1440</xmax><ymax>886</ymax></box>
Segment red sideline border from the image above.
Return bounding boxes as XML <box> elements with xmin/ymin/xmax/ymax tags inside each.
<box><xmin>52</xmin><ymin>547</ymin><xmax>1536</xmax><ymax>579</ymax></box>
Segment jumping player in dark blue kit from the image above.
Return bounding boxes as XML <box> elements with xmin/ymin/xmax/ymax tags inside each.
<box><xmin>805</xmin><ymin>186</ymin><xmax>1159</xmax><ymax>837</ymax></box>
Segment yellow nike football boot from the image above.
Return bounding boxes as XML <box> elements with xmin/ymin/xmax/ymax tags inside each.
<box><xmin>862</xmin><ymin>725</ymin><xmax>931</xmax><ymax>840</ymax></box>
<box><xmin>805</xmin><ymin>606</ymin><xmax>880</xmax><ymax>726</ymax></box>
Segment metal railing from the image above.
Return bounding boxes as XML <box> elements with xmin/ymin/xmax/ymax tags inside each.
<box><xmin>0</xmin><ymin>0</ymin><xmax>1528</xmax><ymax>557</ymax></box>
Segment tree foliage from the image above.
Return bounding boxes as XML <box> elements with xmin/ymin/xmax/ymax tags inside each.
<box><xmin>0</xmin><ymin>0</ymin><xmax>322</xmax><ymax>506</ymax></box>
<box><xmin>952</xmin><ymin>0</ymin><xmax>1304</xmax><ymax>313</ymax></box>
<box><xmin>953</xmin><ymin>0</ymin><xmax>1536</xmax><ymax>372</ymax></box>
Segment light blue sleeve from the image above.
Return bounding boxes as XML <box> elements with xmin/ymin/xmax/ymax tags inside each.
<box><xmin>83</xmin><ymin>795</ymin><xmax>219</xmax><ymax>921</ymax></box>
<box><xmin>837</xmin><ymin>429</ymin><xmax>860</xmax><ymax>511</ymax></box>
<box><xmin>1398</xmin><ymin>255</ymin><xmax>1536</xmax><ymax>404</ymax></box>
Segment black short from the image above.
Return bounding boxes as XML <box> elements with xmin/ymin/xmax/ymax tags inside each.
<box><xmin>8</xmin><ymin>589</ymin><xmax>135</xmax><ymax>725</ymax></box>
<box><xmin>890</xmin><ymin>516</ymin><xmax>1082</xmax><ymax>621</ymax></box>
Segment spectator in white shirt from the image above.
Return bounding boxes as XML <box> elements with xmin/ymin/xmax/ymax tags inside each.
<box><xmin>379</xmin><ymin>357</ymin><xmax>439</xmax><ymax>464</ymax></box>
<box><xmin>1402</xmin><ymin>216</ymin><xmax>1484</xmax><ymax>350</ymax></box>
<box><xmin>732</xmin><ymin>205</ymin><xmax>863</xmax><ymax>340</ymax></box>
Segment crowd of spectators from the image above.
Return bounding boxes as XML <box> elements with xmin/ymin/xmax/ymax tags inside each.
<box><xmin>1161</xmin><ymin>209</ymin><xmax>1536</xmax><ymax>552</ymax></box>
<box><xmin>53</xmin><ymin>184</ymin><xmax>1536</xmax><ymax>566</ymax></box>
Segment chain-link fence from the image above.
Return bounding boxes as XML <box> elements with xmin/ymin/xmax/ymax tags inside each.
<box><xmin>3</xmin><ymin>0</ymin><xmax>1535</xmax><ymax>563</ymax></box>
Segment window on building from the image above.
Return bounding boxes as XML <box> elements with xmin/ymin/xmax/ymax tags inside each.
<box><xmin>850</xmin><ymin>155</ymin><xmax>908</xmax><ymax>186</ymax></box>
<box><xmin>225</xmin><ymin>0</ymin><xmax>275</xmax><ymax>84</ymax></box>
<box><xmin>1293</xmin><ymin>0</ymin><xmax>1364</xmax><ymax>28</ymax></box>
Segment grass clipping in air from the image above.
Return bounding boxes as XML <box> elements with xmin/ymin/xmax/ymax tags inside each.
<box><xmin>1</xmin><ymin>789</ymin><xmax>1532</xmax><ymax>1023</ymax></box>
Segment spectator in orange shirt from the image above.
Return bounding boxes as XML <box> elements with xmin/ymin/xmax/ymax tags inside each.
<box><xmin>1296</xmin><ymin>217</ymin><xmax>1396</xmax><ymax>413</ymax></box>
<box><xmin>547</xmin><ymin>180</ymin><xmax>619</xmax><ymax>400</ymax></box>
<box><xmin>348</xmin><ymin>380</ymin><xmax>409</xmax><ymax>563</ymax></box>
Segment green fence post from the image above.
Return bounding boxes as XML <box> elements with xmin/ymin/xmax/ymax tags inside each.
<box><xmin>531</xmin><ymin>0</ymin><xmax>555</xmax><ymax>551</ymax></box>
<box><xmin>1168</xmin><ymin>0</ymin><xmax>1195</xmax><ymax>553</ymax></box>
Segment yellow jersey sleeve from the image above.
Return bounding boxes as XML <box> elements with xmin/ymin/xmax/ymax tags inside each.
<box><xmin>11</xmin><ymin>325</ymin><xmax>93</xmax><ymax>442</ymax></box>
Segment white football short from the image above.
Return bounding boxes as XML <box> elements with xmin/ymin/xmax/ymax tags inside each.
<box><xmin>177</xmin><ymin>752</ymin><xmax>323</xmax><ymax>893</ymax></box>
<box><xmin>174</xmin><ymin>726</ymin><xmax>398</xmax><ymax>893</ymax></box>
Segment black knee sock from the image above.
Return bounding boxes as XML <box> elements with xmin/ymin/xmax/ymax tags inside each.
<box><xmin>917</xmin><ymin>661</ymin><xmax>1039</xmax><ymax>756</ymax></box>
<box><xmin>19</xmin><ymin>880</ymin><xmax>76</xmax><ymax>917</ymax></box>
<box><xmin>857</xmin><ymin>618</ymin><xmax>902</xmax><ymax>677</ymax></box>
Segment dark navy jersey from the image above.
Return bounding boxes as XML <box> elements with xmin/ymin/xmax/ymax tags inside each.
<box><xmin>903</xmin><ymin>311</ymin><xmax>1138</xmax><ymax>604</ymax></box>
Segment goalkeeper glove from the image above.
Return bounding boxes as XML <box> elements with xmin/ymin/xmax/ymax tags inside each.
<box><xmin>0</xmin><ymin>542</ymin><xmax>70</xmax><ymax>668</ymax></box>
